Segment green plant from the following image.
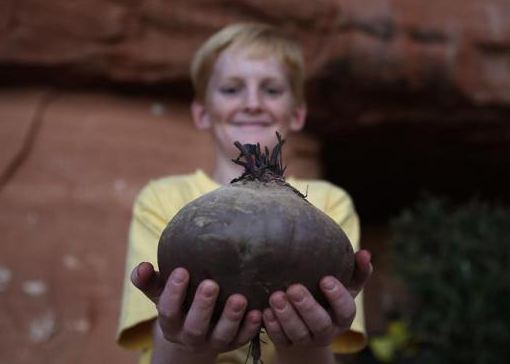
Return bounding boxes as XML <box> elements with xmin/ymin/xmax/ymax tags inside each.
<box><xmin>388</xmin><ymin>197</ymin><xmax>510</xmax><ymax>364</ymax></box>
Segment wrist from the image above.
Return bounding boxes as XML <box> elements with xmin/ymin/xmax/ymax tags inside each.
<box><xmin>275</xmin><ymin>345</ymin><xmax>335</xmax><ymax>364</ymax></box>
<box><xmin>151</xmin><ymin>323</ymin><xmax>218</xmax><ymax>364</ymax></box>
<box><xmin>153</xmin><ymin>342</ymin><xmax>218</xmax><ymax>364</ymax></box>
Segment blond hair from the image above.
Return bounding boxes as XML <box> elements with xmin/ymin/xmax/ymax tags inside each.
<box><xmin>190</xmin><ymin>23</ymin><xmax>305</xmax><ymax>105</ymax></box>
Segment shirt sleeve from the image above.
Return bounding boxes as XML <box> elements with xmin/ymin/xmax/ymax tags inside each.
<box><xmin>324</xmin><ymin>185</ymin><xmax>368</xmax><ymax>354</ymax></box>
<box><xmin>116</xmin><ymin>182</ymin><xmax>175</xmax><ymax>351</ymax></box>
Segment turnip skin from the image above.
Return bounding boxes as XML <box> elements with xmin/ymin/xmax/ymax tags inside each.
<box><xmin>157</xmin><ymin>179</ymin><xmax>355</xmax><ymax>319</ymax></box>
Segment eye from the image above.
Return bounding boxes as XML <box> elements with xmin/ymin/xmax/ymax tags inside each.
<box><xmin>263</xmin><ymin>85</ymin><xmax>285</xmax><ymax>97</ymax></box>
<box><xmin>219</xmin><ymin>85</ymin><xmax>241</xmax><ymax>95</ymax></box>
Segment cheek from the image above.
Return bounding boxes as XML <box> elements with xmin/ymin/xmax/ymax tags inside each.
<box><xmin>269</xmin><ymin>100</ymin><xmax>295</xmax><ymax>120</ymax></box>
<box><xmin>209</xmin><ymin>100</ymin><xmax>238</xmax><ymax>121</ymax></box>
<box><xmin>268</xmin><ymin>94</ymin><xmax>293</xmax><ymax>111</ymax></box>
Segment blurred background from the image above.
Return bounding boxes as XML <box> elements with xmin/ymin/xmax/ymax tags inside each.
<box><xmin>1</xmin><ymin>0</ymin><xmax>509</xmax><ymax>363</ymax></box>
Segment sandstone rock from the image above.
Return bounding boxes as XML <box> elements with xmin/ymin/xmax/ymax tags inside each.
<box><xmin>1</xmin><ymin>0</ymin><xmax>509</xmax><ymax>107</ymax></box>
<box><xmin>0</xmin><ymin>265</ymin><xmax>12</xmax><ymax>292</ymax></box>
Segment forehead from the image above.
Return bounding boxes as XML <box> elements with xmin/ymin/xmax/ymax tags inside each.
<box><xmin>210</xmin><ymin>46</ymin><xmax>289</xmax><ymax>81</ymax></box>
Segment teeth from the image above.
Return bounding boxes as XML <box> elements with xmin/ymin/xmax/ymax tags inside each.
<box><xmin>232</xmin><ymin>122</ymin><xmax>270</xmax><ymax>125</ymax></box>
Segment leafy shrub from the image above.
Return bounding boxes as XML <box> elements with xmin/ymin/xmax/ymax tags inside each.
<box><xmin>389</xmin><ymin>197</ymin><xmax>510</xmax><ymax>364</ymax></box>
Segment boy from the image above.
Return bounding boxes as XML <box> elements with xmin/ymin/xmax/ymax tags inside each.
<box><xmin>117</xmin><ymin>23</ymin><xmax>372</xmax><ymax>364</ymax></box>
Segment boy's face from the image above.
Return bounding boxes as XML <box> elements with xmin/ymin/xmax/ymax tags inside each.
<box><xmin>192</xmin><ymin>46</ymin><xmax>306</xmax><ymax>159</ymax></box>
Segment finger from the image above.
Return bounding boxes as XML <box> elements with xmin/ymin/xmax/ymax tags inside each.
<box><xmin>130</xmin><ymin>262</ymin><xmax>164</xmax><ymax>304</ymax></box>
<box><xmin>209</xmin><ymin>294</ymin><xmax>247</xmax><ymax>349</ymax></box>
<box><xmin>233</xmin><ymin>310</ymin><xmax>263</xmax><ymax>346</ymax></box>
<box><xmin>157</xmin><ymin>268</ymin><xmax>189</xmax><ymax>338</ymax></box>
<box><xmin>286</xmin><ymin>284</ymin><xmax>334</xmax><ymax>345</ymax></box>
<box><xmin>262</xmin><ymin>308</ymin><xmax>289</xmax><ymax>346</ymax></box>
<box><xmin>347</xmin><ymin>250</ymin><xmax>373</xmax><ymax>297</ymax></box>
<box><xmin>320</xmin><ymin>276</ymin><xmax>356</xmax><ymax>331</ymax></box>
<box><xmin>269</xmin><ymin>291</ymin><xmax>311</xmax><ymax>345</ymax></box>
<box><xmin>182</xmin><ymin>280</ymin><xmax>219</xmax><ymax>345</ymax></box>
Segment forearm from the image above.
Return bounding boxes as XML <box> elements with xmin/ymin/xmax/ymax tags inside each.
<box><xmin>151</xmin><ymin>322</ymin><xmax>217</xmax><ymax>364</ymax></box>
<box><xmin>273</xmin><ymin>346</ymin><xmax>336</xmax><ymax>364</ymax></box>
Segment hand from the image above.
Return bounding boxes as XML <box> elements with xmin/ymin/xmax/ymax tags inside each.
<box><xmin>131</xmin><ymin>263</ymin><xmax>262</xmax><ymax>355</ymax></box>
<box><xmin>263</xmin><ymin>249</ymin><xmax>373</xmax><ymax>348</ymax></box>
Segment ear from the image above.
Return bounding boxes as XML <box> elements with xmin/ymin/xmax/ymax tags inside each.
<box><xmin>191</xmin><ymin>100</ymin><xmax>211</xmax><ymax>130</ymax></box>
<box><xmin>289</xmin><ymin>104</ymin><xmax>307</xmax><ymax>132</ymax></box>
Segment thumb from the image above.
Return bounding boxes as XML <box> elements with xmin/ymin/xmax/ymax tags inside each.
<box><xmin>130</xmin><ymin>262</ymin><xmax>164</xmax><ymax>304</ymax></box>
<box><xmin>347</xmin><ymin>250</ymin><xmax>373</xmax><ymax>298</ymax></box>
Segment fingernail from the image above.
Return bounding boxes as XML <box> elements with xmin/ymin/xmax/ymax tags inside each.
<box><xmin>366</xmin><ymin>250</ymin><xmax>372</xmax><ymax>261</ymax></box>
<box><xmin>361</xmin><ymin>249</ymin><xmax>372</xmax><ymax>261</ymax></box>
<box><xmin>248</xmin><ymin>310</ymin><xmax>262</xmax><ymax>324</ymax></box>
<box><xmin>288</xmin><ymin>286</ymin><xmax>305</xmax><ymax>303</ymax></box>
<box><xmin>264</xmin><ymin>309</ymin><xmax>276</xmax><ymax>323</ymax></box>
<box><xmin>201</xmin><ymin>281</ymin><xmax>218</xmax><ymax>298</ymax></box>
<box><xmin>271</xmin><ymin>293</ymin><xmax>287</xmax><ymax>310</ymax></box>
<box><xmin>229</xmin><ymin>298</ymin><xmax>246</xmax><ymax>313</ymax></box>
<box><xmin>134</xmin><ymin>263</ymin><xmax>142</xmax><ymax>278</ymax></box>
<box><xmin>171</xmin><ymin>268</ymin><xmax>186</xmax><ymax>283</ymax></box>
<box><xmin>322</xmin><ymin>277</ymin><xmax>336</xmax><ymax>291</ymax></box>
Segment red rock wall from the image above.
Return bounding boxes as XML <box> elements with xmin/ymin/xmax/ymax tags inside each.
<box><xmin>1</xmin><ymin>1</ymin><xmax>510</xmax><ymax>362</ymax></box>
<box><xmin>1</xmin><ymin>0</ymin><xmax>509</xmax><ymax>105</ymax></box>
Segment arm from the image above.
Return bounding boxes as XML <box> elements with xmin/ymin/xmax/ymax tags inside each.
<box><xmin>131</xmin><ymin>262</ymin><xmax>262</xmax><ymax>364</ymax></box>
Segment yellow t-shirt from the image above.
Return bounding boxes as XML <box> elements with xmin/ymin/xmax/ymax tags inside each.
<box><xmin>117</xmin><ymin>170</ymin><xmax>367</xmax><ymax>363</ymax></box>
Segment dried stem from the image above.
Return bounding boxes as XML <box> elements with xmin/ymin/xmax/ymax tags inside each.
<box><xmin>231</xmin><ymin>132</ymin><xmax>286</xmax><ymax>183</ymax></box>
<box><xmin>230</xmin><ymin>132</ymin><xmax>307</xmax><ymax>199</ymax></box>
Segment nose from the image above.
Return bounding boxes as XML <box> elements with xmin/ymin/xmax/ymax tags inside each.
<box><xmin>243</xmin><ymin>87</ymin><xmax>262</xmax><ymax>112</ymax></box>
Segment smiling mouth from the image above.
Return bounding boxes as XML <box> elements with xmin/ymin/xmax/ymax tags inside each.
<box><xmin>230</xmin><ymin>121</ymin><xmax>272</xmax><ymax>127</ymax></box>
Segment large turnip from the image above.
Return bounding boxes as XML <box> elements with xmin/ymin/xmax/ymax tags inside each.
<box><xmin>158</xmin><ymin>133</ymin><xmax>355</xmax><ymax>362</ymax></box>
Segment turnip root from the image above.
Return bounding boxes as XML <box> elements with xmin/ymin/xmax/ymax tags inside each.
<box><xmin>158</xmin><ymin>133</ymin><xmax>355</xmax><ymax>362</ymax></box>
